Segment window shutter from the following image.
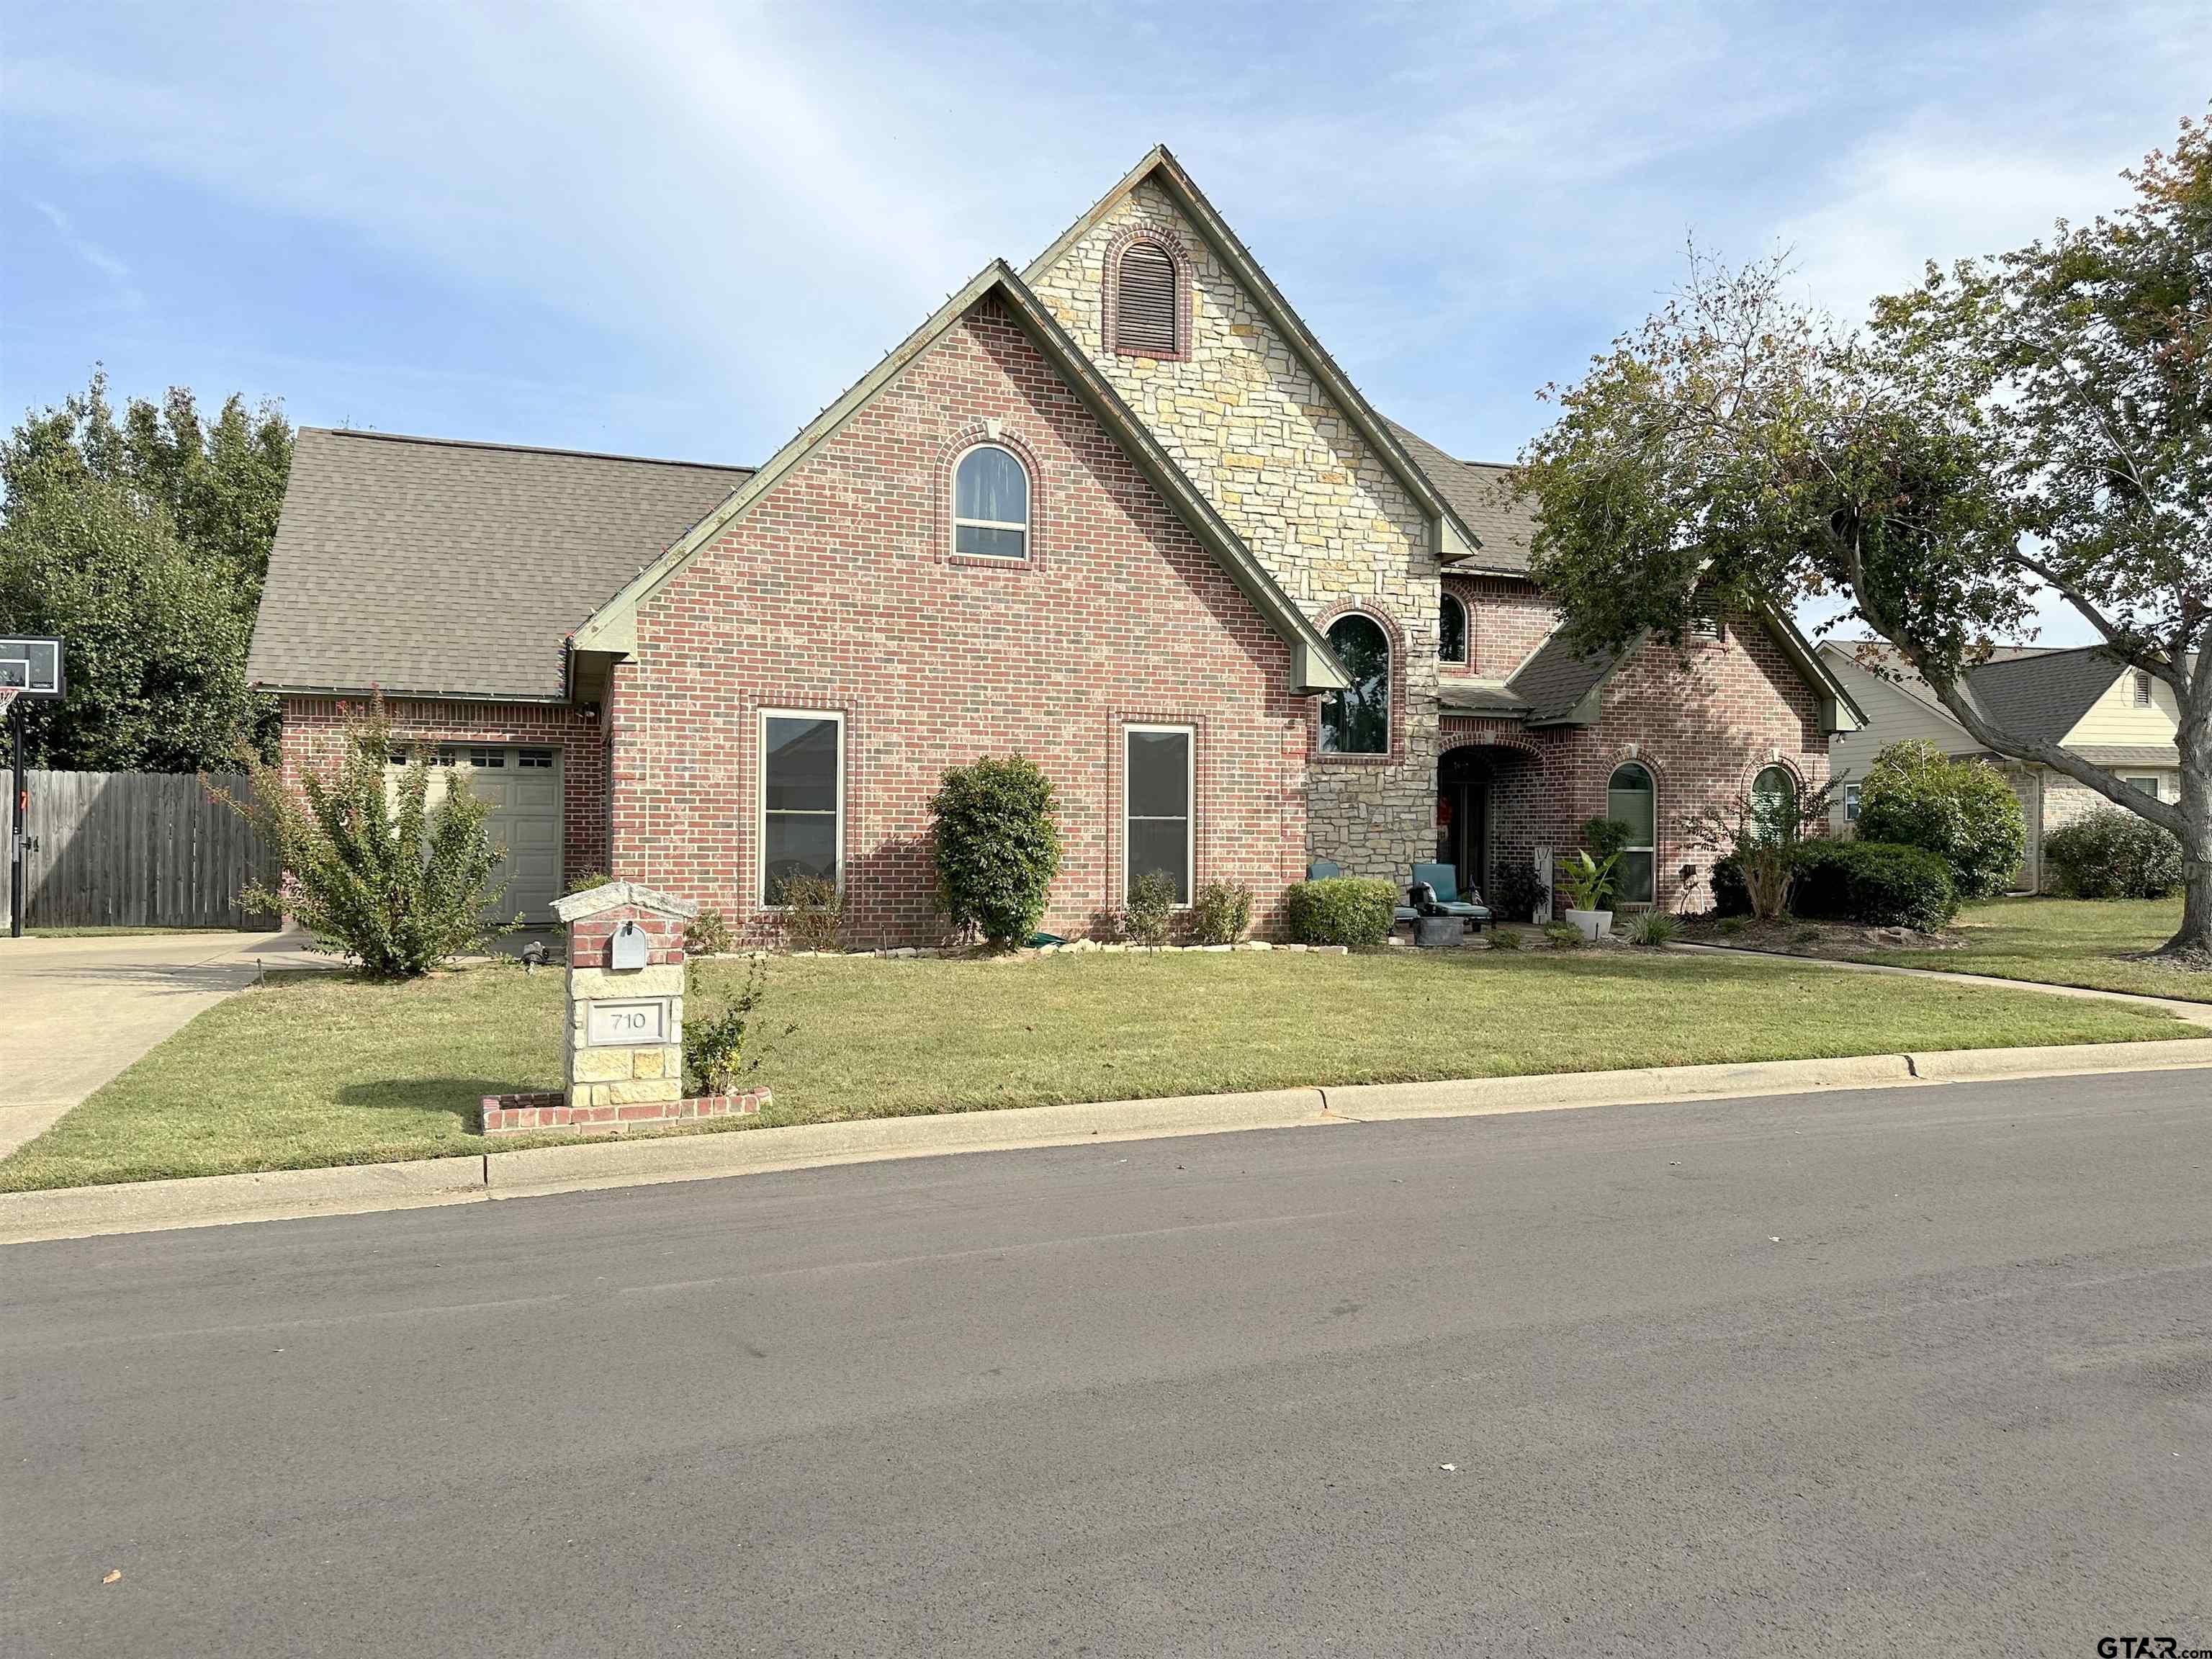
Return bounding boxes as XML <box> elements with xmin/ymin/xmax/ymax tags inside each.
<box><xmin>1115</xmin><ymin>243</ymin><xmax>1178</xmax><ymax>354</ymax></box>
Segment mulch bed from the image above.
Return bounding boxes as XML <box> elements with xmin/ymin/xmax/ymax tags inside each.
<box><xmin>1675</xmin><ymin>914</ymin><xmax>1963</xmax><ymax>958</ymax></box>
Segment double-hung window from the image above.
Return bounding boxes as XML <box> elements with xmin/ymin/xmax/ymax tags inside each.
<box><xmin>1125</xmin><ymin>725</ymin><xmax>1193</xmax><ymax>904</ymax></box>
<box><xmin>760</xmin><ymin>710</ymin><xmax>842</xmax><ymax>905</ymax></box>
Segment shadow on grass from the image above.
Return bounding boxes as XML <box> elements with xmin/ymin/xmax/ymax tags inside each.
<box><xmin>335</xmin><ymin>1077</ymin><xmax>536</xmax><ymax>1136</ymax></box>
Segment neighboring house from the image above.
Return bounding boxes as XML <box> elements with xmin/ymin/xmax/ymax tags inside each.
<box><xmin>1819</xmin><ymin>639</ymin><xmax>2186</xmax><ymax>891</ymax></box>
<box><xmin>249</xmin><ymin>147</ymin><xmax>1861</xmax><ymax>937</ymax></box>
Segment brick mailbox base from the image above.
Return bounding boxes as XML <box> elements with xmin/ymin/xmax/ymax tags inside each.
<box><xmin>480</xmin><ymin>1087</ymin><xmax>770</xmax><ymax>1136</ymax></box>
<box><xmin>552</xmin><ymin>881</ymin><xmax>701</xmax><ymax>1120</ymax></box>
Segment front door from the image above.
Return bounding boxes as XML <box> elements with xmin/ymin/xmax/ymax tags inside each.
<box><xmin>1436</xmin><ymin>777</ymin><xmax>1488</xmax><ymax>900</ymax></box>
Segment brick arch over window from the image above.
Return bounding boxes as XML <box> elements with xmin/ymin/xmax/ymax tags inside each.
<box><xmin>1310</xmin><ymin>601</ymin><xmax>1406</xmax><ymax>762</ymax></box>
<box><xmin>934</xmin><ymin>423</ymin><xmax>1048</xmax><ymax>571</ymax></box>
<box><xmin>1102</xmin><ymin>225</ymin><xmax>1193</xmax><ymax>361</ymax></box>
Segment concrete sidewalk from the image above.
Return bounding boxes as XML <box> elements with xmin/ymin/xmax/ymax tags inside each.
<box><xmin>0</xmin><ymin>930</ymin><xmax>331</xmax><ymax>1159</ymax></box>
<box><xmin>4</xmin><ymin>1031</ymin><xmax>2206</xmax><ymax>1245</ymax></box>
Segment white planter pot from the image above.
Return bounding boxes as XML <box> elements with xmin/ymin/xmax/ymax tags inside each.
<box><xmin>1564</xmin><ymin>908</ymin><xmax>1612</xmax><ymax>943</ymax></box>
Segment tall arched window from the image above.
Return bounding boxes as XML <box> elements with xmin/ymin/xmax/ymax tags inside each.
<box><xmin>1320</xmin><ymin>615</ymin><xmax>1389</xmax><ymax>754</ymax></box>
<box><xmin>1439</xmin><ymin>593</ymin><xmax>1468</xmax><ymax>665</ymax></box>
<box><xmin>1607</xmin><ymin>762</ymin><xmax>1655</xmax><ymax>904</ymax></box>
<box><xmin>952</xmin><ymin>444</ymin><xmax>1029</xmax><ymax>559</ymax></box>
<box><xmin>1112</xmin><ymin>240</ymin><xmax>1179</xmax><ymax>356</ymax></box>
<box><xmin>1751</xmin><ymin>765</ymin><xmax>1797</xmax><ymax>843</ymax></box>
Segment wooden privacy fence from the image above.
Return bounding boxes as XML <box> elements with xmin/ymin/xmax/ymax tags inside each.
<box><xmin>3</xmin><ymin>771</ymin><xmax>280</xmax><ymax>932</ymax></box>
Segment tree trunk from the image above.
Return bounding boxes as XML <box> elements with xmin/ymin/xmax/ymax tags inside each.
<box><xmin>2162</xmin><ymin>741</ymin><xmax>2212</xmax><ymax>960</ymax></box>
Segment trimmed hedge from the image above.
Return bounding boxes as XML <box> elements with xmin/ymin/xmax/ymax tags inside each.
<box><xmin>1789</xmin><ymin>840</ymin><xmax>1959</xmax><ymax>932</ymax></box>
<box><xmin>1712</xmin><ymin>840</ymin><xmax>1958</xmax><ymax>932</ymax></box>
<box><xmin>1282</xmin><ymin>877</ymin><xmax>1398</xmax><ymax>948</ymax></box>
<box><xmin>2043</xmin><ymin>806</ymin><xmax>2184</xmax><ymax>899</ymax></box>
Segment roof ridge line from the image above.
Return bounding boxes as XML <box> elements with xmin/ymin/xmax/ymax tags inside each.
<box><xmin>310</xmin><ymin>426</ymin><xmax>754</xmax><ymax>474</ymax></box>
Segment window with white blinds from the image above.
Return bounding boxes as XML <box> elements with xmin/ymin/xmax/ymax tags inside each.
<box><xmin>1114</xmin><ymin>243</ymin><xmax>1178</xmax><ymax>356</ymax></box>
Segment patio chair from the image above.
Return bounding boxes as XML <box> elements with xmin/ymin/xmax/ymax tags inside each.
<box><xmin>1410</xmin><ymin>863</ymin><xmax>1491</xmax><ymax>931</ymax></box>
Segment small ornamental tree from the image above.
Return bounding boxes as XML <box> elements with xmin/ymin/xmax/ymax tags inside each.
<box><xmin>1855</xmin><ymin>740</ymin><xmax>2026</xmax><ymax>900</ymax></box>
<box><xmin>930</xmin><ymin>755</ymin><xmax>1062</xmax><ymax>948</ymax></box>
<box><xmin>1513</xmin><ymin>109</ymin><xmax>2212</xmax><ymax>961</ymax></box>
<box><xmin>219</xmin><ymin>693</ymin><xmax>514</xmax><ymax>976</ymax></box>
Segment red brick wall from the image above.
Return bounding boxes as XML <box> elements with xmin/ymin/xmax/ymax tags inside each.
<box><xmin>1446</xmin><ymin>575</ymin><xmax>1557</xmax><ymax>680</ymax></box>
<box><xmin>611</xmin><ymin>295</ymin><xmax>1310</xmax><ymax>945</ymax></box>
<box><xmin>277</xmin><ymin>696</ymin><xmax>611</xmax><ymax>884</ymax></box>
<box><xmin>565</xmin><ymin>902</ymin><xmax>686</xmax><ymax>969</ymax></box>
<box><xmin>1438</xmin><ymin>618</ymin><xmax>1830</xmax><ymax>912</ymax></box>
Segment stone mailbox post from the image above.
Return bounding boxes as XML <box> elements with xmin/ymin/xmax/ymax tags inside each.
<box><xmin>478</xmin><ymin>881</ymin><xmax>772</xmax><ymax>1136</ymax></box>
<box><xmin>554</xmin><ymin>881</ymin><xmax>693</xmax><ymax>1118</ymax></box>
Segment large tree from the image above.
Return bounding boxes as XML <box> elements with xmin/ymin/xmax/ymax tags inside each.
<box><xmin>1513</xmin><ymin>113</ymin><xmax>2212</xmax><ymax>961</ymax></box>
<box><xmin>0</xmin><ymin>371</ymin><xmax>292</xmax><ymax>770</ymax></box>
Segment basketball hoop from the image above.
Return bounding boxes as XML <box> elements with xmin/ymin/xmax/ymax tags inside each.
<box><xmin>0</xmin><ymin>684</ymin><xmax>19</xmax><ymax>720</ymax></box>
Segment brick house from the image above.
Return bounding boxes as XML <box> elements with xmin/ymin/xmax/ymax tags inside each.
<box><xmin>248</xmin><ymin>147</ymin><xmax>1862</xmax><ymax>939</ymax></box>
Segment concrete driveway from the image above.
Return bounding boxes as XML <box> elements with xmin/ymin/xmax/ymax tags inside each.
<box><xmin>0</xmin><ymin>931</ymin><xmax>330</xmax><ymax>1159</ymax></box>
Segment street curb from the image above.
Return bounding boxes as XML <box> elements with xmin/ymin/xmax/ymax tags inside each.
<box><xmin>4</xmin><ymin>1039</ymin><xmax>2207</xmax><ymax>1246</ymax></box>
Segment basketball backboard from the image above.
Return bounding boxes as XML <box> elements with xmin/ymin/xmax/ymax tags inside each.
<box><xmin>0</xmin><ymin>637</ymin><xmax>63</xmax><ymax>700</ymax></box>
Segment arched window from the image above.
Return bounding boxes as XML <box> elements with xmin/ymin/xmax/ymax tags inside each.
<box><xmin>1751</xmin><ymin>765</ymin><xmax>1797</xmax><ymax>843</ymax></box>
<box><xmin>1439</xmin><ymin>593</ymin><xmax>1467</xmax><ymax>665</ymax></box>
<box><xmin>1607</xmin><ymin>763</ymin><xmax>1655</xmax><ymax>904</ymax></box>
<box><xmin>1113</xmin><ymin>240</ymin><xmax>1179</xmax><ymax>356</ymax></box>
<box><xmin>952</xmin><ymin>444</ymin><xmax>1029</xmax><ymax>559</ymax></box>
<box><xmin>1320</xmin><ymin>615</ymin><xmax>1389</xmax><ymax>754</ymax></box>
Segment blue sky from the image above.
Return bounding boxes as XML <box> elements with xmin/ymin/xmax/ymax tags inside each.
<box><xmin>6</xmin><ymin>1</ymin><xmax>2208</xmax><ymax>644</ymax></box>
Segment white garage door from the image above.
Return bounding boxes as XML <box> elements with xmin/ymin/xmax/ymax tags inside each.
<box><xmin>391</xmin><ymin>745</ymin><xmax>564</xmax><ymax>922</ymax></box>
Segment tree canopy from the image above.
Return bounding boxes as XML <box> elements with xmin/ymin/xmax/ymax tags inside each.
<box><xmin>1513</xmin><ymin>110</ymin><xmax>2211</xmax><ymax>958</ymax></box>
<box><xmin>0</xmin><ymin>370</ymin><xmax>292</xmax><ymax>771</ymax></box>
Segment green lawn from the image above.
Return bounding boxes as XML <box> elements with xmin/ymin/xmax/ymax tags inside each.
<box><xmin>1</xmin><ymin>947</ymin><xmax>2196</xmax><ymax>1192</ymax></box>
<box><xmin>1847</xmin><ymin>896</ymin><xmax>2211</xmax><ymax>1004</ymax></box>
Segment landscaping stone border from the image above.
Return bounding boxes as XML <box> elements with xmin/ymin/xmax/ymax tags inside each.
<box><xmin>479</xmin><ymin>1087</ymin><xmax>770</xmax><ymax>1136</ymax></box>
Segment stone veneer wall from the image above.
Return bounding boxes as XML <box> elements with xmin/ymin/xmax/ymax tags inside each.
<box><xmin>278</xmin><ymin>695</ymin><xmax>610</xmax><ymax>886</ymax></box>
<box><xmin>1028</xmin><ymin>179</ymin><xmax>1439</xmax><ymax>880</ymax></box>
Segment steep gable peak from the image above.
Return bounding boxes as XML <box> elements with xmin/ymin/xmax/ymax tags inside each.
<box><xmin>1026</xmin><ymin>145</ymin><xmax>1478</xmax><ymax>558</ymax></box>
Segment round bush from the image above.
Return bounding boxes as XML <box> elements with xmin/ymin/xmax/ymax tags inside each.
<box><xmin>1854</xmin><ymin>740</ymin><xmax>2025</xmax><ymax>901</ymax></box>
<box><xmin>930</xmin><ymin>755</ymin><xmax>1063</xmax><ymax>947</ymax></box>
<box><xmin>2043</xmin><ymin>806</ymin><xmax>2184</xmax><ymax>899</ymax></box>
<box><xmin>1282</xmin><ymin>877</ymin><xmax>1398</xmax><ymax>948</ymax></box>
<box><xmin>1789</xmin><ymin>840</ymin><xmax>1959</xmax><ymax>932</ymax></box>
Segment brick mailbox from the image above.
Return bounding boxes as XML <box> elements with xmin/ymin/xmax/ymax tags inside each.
<box><xmin>479</xmin><ymin>881</ymin><xmax>768</xmax><ymax>1136</ymax></box>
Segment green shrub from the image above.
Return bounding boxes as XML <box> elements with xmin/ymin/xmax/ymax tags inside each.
<box><xmin>681</xmin><ymin>958</ymin><xmax>788</xmax><ymax>1097</ymax></box>
<box><xmin>563</xmin><ymin>869</ymin><xmax>612</xmax><ymax>896</ymax></box>
<box><xmin>777</xmin><ymin>874</ymin><xmax>842</xmax><ymax>952</ymax></box>
<box><xmin>1282</xmin><ymin>877</ymin><xmax>1397</xmax><ymax>948</ymax></box>
<box><xmin>1125</xmin><ymin>871</ymin><xmax>1177</xmax><ymax>948</ymax></box>
<box><xmin>1789</xmin><ymin>840</ymin><xmax>1959</xmax><ymax>932</ymax></box>
<box><xmin>1628</xmin><ymin>910</ymin><xmax>1681</xmax><ymax>947</ymax></box>
<box><xmin>1855</xmin><ymin>740</ymin><xmax>2026</xmax><ymax>900</ymax></box>
<box><xmin>1489</xmin><ymin>861</ymin><xmax>1547</xmax><ymax>924</ymax></box>
<box><xmin>220</xmin><ymin>693</ymin><xmax>513</xmax><ymax>978</ymax></box>
<box><xmin>2043</xmin><ymin>807</ymin><xmax>2185</xmax><ymax>899</ymax></box>
<box><xmin>1488</xmin><ymin>925</ymin><xmax>1526</xmax><ymax>950</ymax></box>
<box><xmin>1711</xmin><ymin>854</ymin><xmax>1750</xmax><ymax>917</ymax></box>
<box><xmin>1190</xmin><ymin>879</ymin><xmax>1253</xmax><ymax>945</ymax></box>
<box><xmin>1581</xmin><ymin>816</ymin><xmax>1633</xmax><ymax>865</ymax></box>
<box><xmin>1717</xmin><ymin>915</ymin><xmax>1747</xmax><ymax>936</ymax></box>
<box><xmin>930</xmin><ymin>755</ymin><xmax>1063</xmax><ymax>948</ymax></box>
<box><xmin>683</xmin><ymin>907</ymin><xmax>734</xmax><ymax>956</ymax></box>
<box><xmin>1542</xmin><ymin>920</ymin><xmax>1584</xmax><ymax>948</ymax></box>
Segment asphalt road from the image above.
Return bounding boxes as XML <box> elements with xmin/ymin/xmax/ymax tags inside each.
<box><xmin>5</xmin><ymin>1074</ymin><xmax>2208</xmax><ymax>1657</ymax></box>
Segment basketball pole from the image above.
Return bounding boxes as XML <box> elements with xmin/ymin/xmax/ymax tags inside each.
<box><xmin>9</xmin><ymin>696</ymin><xmax>23</xmax><ymax>940</ymax></box>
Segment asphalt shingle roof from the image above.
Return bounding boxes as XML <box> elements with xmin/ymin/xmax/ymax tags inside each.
<box><xmin>1505</xmin><ymin>629</ymin><xmax>1621</xmax><ymax>724</ymax></box>
<box><xmin>249</xmin><ymin>428</ymin><xmax>752</xmax><ymax>701</ymax></box>
<box><xmin>1962</xmin><ymin>645</ymin><xmax>2127</xmax><ymax>746</ymax></box>
<box><xmin>1383</xmin><ymin>420</ymin><xmax>1537</xmax><ymax>575</ymax></box>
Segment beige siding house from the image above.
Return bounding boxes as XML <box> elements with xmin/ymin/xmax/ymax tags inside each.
<box><xmin>1819</xmin><ymin>641</ymin><xmax>2184</xmax><ymax>892</ymax></box>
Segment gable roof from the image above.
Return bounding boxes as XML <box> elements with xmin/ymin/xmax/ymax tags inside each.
<box><xmin>573</xmin><ymin>261</ymin><xmax>1349</xmax><ymax>695</ymax></box>
<box><xmin>1024</xmin><ymin>146</ymin><xmax>1479</xmax><ymax>561</ymax></box>
<box><xmin>249</xmin><ymin>428</ymin><xmax>751</xmax><ymax>701</ymax></box>
<box><xmin>1961</xmin><ymin>644</ymin><xmax>2128</xmax><ymax>745</ymax></box>
<box><xmin>1385</xmin><ymin>422</ymin><xmax>1537</xmax><ymax>576</ymax></box>
<box><xmin>1509</xmin><ymin>609</ymin><xmax>1866</xmax><ymax>730</ymax></box>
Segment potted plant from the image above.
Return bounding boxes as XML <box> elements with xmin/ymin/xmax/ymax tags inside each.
<box><xmin>1557</xmin><ymin>849</ymin><xmax>1619</xmax><ymax>942</ymax></box>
